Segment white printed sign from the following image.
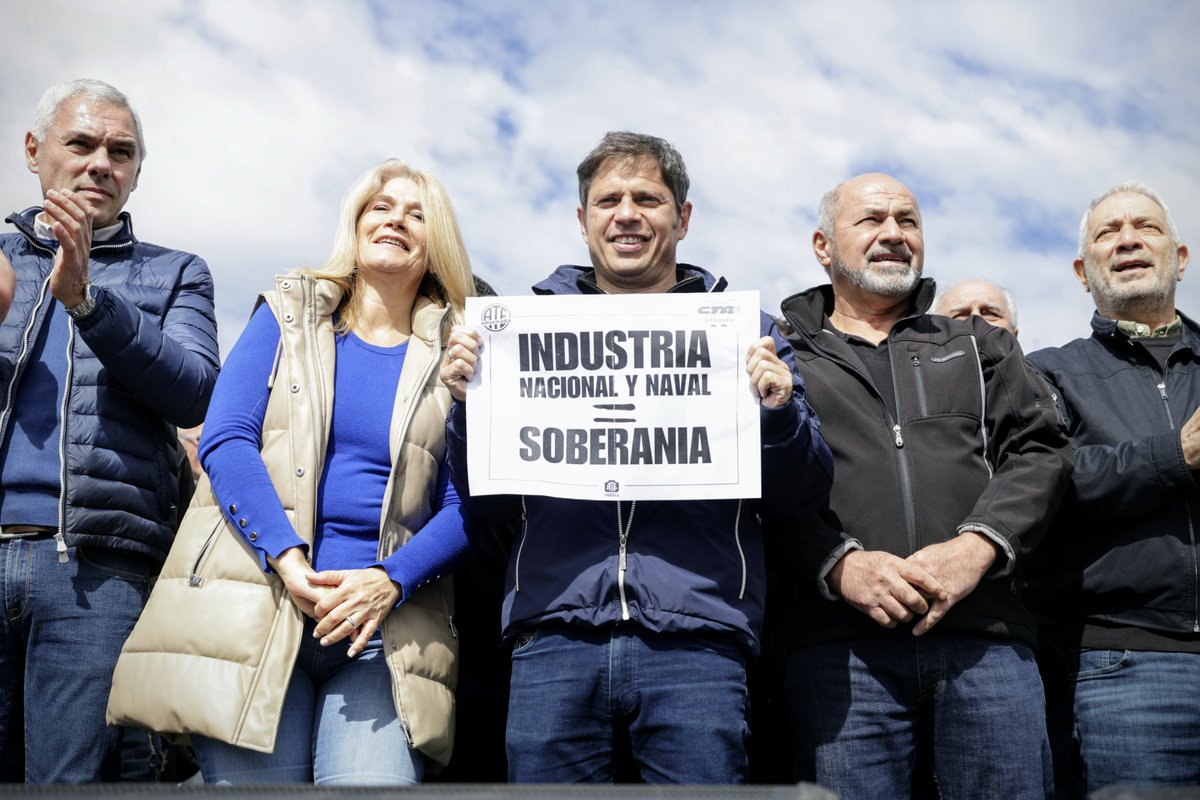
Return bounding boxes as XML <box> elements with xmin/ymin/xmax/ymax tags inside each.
<box><xmin>464</xmin><ymin>291</ymin><xmax>763</xmax><ymax>501</ymax></box>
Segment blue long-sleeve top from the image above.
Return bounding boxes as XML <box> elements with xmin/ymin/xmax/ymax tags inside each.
<box><xmin>199</xmin><ymin>303</ymin><xmax>467</xmax><ymax>605</ymax></box>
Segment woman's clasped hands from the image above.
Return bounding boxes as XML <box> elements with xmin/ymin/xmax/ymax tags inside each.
<box><xmin>268</xmin><ymin>547</ymin><xmax>401</xmax><ymax>658</ymax></box>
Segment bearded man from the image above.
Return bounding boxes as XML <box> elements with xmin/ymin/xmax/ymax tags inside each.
<box><xmin>772</xmin><ymin>173</ymin><xmax>1072</xmax><ymax>798</ymax></box>
<box><xmin>1027</xmin><ymin>182</ymin><xmax>1200</xmax><ymax>796</ymax></box>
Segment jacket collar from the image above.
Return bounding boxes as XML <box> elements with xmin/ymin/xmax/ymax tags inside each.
<box><xmin>781</xmin><ymin>277</ymin><xmax>937</xmax><ymax>335</ymax></box>
<box><xmin>298</xmin><ymin>273</ymin><xmax>451</xmax><ymax>347</ymax></box>
<box><xmin>6</xmin><ymin>207</ymin><xmax>137</xmax><ymax>253</ymax></box>
<box><xmin>1091</xmin><ymin>308</ymin><xmax>1200</xmax><ymax>356</ymax></box>
<box><xmin>410</xmin><ymin>294</ymin><xmax>452</xmax><ymax>346</ymax></box>
<box><xmin>531</xmin><ymin>263</ymin><xmax>728</xmax><ymax>296</ymax></box>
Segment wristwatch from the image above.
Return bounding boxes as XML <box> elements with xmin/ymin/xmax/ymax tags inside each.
<box><xmin>65</xmin><ymin>283</ymin><xmax>98</xmax><ymax>320</ymax></box>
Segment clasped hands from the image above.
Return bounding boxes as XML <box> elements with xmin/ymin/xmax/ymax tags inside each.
<box><xmin>269</xmin><ymin>547</ymin><xmax>400</xmax><ymax>657</ymax></box>
<box><xmin>827</xmin><ymin>532</ymin><xmax>999</xmax><ymax>635</ymax></box>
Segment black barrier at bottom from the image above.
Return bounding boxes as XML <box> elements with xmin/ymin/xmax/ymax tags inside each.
<box><xmin>0</xmin><ymin>783</ymin><xmax>838</xmax><ymax>799</ymax></box>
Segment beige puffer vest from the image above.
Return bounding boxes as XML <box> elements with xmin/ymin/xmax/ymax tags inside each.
<box><xmin>108</xmin><ymin>274</ymin><xmax>458</xmax><ymax>765</ymax></box>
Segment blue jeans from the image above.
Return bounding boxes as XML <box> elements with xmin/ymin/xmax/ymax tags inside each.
<box><xmin>1056</xmin><ymin>649</ymin><xmax>1200</xmax><ymax>795</ymax></box>
<box><xmin>505</xmin><ymin>625</ymin><xmax>749</xmax><ymax>783</ymax></box>
<box><xmin>193</xmin><ymin>618</ymin><xmax>423</xmax><ymax>786</ymax></box>
<box><xmin>0</xmin><ymin>538</ymin><xmax>156</xmax><ymax>783</ymax></box>
<box><xmin>785</xmin><ymin>632</ymin><xmax>1051</xmax><ymax>799</ymax></box>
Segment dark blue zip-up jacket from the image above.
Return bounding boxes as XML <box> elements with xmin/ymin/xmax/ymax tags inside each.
<box><xmin>0</xmin><ymin>208</ymin><xmax>219</xmax><ymax>563</ymax></box>
<box><xmin>446</xmin><ymin>263</ymin><xmax>833</xmax><ymax>653</ymax></box>
<box><xmin>1027</xmin><ymin>312</ymin><xmax>1200</xmax><ymax>640</ymax></box>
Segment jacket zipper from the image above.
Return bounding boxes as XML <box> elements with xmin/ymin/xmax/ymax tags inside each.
<box><xmin>54</xmin><ymin>319</ymin><xmax>76</xmax><ymax>563</ymax></box>
<box><xmin>513</xmin><ymin>497</ymin><xmax>528</xmax><ymax>592</ymax></box>
<box><xmin>1155</xmin><ymin>368</ymin><xmax>1200</xmax><ymax>633</ymax></box>
<box><xmin>733</xmin><ymin>499</ymin><xmax>747</xmax><ymax>600</ymax></box>
<box><xmin>815</xmin><ymin>330</ymin><xmax>918</xmax><ymax>554</ymax></box>
<box><xmin>967</xmin><ymin>336</ymin><xmax>994</xmax><ymax>477</ymax></box>
<box><xmin>911</xmin><ymin>355</ymin><xmax>928</xmax><ymax>417</ymax></box>
<box><xmin>890</xmin><ymin>356</ymin><xmax>918</xmax><ymax>555</ymax></box>
<box><xmin>617</xmin><ymin>500</ymin><xmax>636</xmax><ymax>620</ymax></box>
<box><xmin>301</xmin><ymin>277</ymin><xmax>326</xmax><ymax>552</ymax></box>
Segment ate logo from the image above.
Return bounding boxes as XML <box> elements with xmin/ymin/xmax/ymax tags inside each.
<box><xmin>480</xmin><ymin>303</ymin><xmax>511</xmax><ymax>332</ymax></box>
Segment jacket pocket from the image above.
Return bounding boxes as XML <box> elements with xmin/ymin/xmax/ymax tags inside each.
<box><xmin>187</xmin><ymin>517</ymin><xmax>226</xmax><ymax>587</ymax></box>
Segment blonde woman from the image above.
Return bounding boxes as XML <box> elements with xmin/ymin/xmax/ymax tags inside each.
<box><xmin>191</xmin><ymin>159</ymin><xmax>473</xmax><ymax>784</ymax></box>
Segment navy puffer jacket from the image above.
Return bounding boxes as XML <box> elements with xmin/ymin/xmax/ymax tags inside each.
<box><xmin>0</xmin><ymin>209</ymin><xmax>219</xmax><ymax>562</ymax></box>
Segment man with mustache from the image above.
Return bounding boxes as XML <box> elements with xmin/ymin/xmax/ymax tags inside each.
<box><xmin>773</xmin><ymin>173</ymin><xmax>1072</xmax><ymax>797</ymax></box>
<box><xmin>0</xmin><ymin>80</ymin><xmax>218</xmax><ymax>783</ymax></box>
<box><xmin>1026</xmin><ymin>182</ymin><xmax>1199</xmax><ymax>795</ymax></box>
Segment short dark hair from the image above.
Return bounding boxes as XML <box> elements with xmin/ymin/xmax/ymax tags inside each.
<box><xmin>576</xmin><ymin>131</ymin><xmax>689</xmax><ymax>214</ymax></box>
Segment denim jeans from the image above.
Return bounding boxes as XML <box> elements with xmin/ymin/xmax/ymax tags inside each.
<box><xmin>785</xmin><ymin>632</ymin><xmax>1052</xmax><ymax>799</ymax></box>
<box><xmin>193</xmin><ymin>618</ymin><xmax>423</xmax><ymax>786</ymax></box>
<box><xmin>0</xmin><ymin>538</ymin><xmax>156</xmax><ymax>783</ymax></box>
<box><xmin>505</xmin><ymin>625</ymin><xmax>749</xmax><ymax>783</ymax></box>
<box><xmin>1054</xmin><ymin>648</ymin><xmax>1200</xmax><ymax>796</ymax></box>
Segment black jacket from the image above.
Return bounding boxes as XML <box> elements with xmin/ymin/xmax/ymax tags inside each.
<box><xmin>1027</xmin><ymin>312</ymin><xmax>1200</xmax><ymax>642</ymax></box>
<box><xmin>774</xmin><ymin>279</ymin><xmax>1073</xmax><ymax>647</ymax></box>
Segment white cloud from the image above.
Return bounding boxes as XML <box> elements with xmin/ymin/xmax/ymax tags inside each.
<box><xmin>1</xmin><ymin>0</ymin><xmax>1196</xmax><ymax>357</ymax></box>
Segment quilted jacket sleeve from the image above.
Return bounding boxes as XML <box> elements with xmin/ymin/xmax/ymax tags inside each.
<box><xmin>74</xmin><ymin>250</ymin><xmax>219</xmax><ymax>427</ymax></box>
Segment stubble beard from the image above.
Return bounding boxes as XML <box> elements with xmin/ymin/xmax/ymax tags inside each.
<box><xmin>830</xmin><ymin>246</ymin><xmax>921</xmax><ymax>298</ymax></box>
<box><xmin>1085</xmin><ymin>250</ymin><xmax>1177</xmax><ymax>319</ymax></box>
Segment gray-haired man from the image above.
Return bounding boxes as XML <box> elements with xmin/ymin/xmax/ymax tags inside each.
<box><xmin>1027</xmin><ymin>181</ymin><xmax>1199</xmax><ymax>795</ymax></box>
<box><xmin>0</xmin><ymin>79</ymin><xmax>218</xmax><ymax>783</ymax></box>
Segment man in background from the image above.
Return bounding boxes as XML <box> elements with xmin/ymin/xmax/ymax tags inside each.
<box><xmin>932</xmin><ymin>277</ymin><xmax>1019</xmax><ymax>337</ymax></box>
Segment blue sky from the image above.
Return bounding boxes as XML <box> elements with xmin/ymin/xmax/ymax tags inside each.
<box><xmin>2</xmin><ymin>0</ymin><xmax>1197</xmax><ymax>355</ymax></box>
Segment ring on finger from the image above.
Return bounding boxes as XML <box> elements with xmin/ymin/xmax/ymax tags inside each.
<box><xmin>345</xmin><ymin>613</ymin><xmax>357</xmax><ymax>628</ymax></box>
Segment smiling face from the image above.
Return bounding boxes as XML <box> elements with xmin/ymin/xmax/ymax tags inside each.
<box><xmin>355</xmin><ymin>176</ymin><xmax>427</xmax><ymax>285</ymax></box>
<box><xmin>25</xmin><ymin>95</ymin><xmax>142</xmax><ymax>228</ymax></box>
<box><xmin>577</xmin><ymin>156</ymin><xmax>692</xmax><ymax>294</ymax></box>
<box><xmin>816</xmin><ymin>173</ymin><xmax>923</xmax><ymax>301</ymax></box>
<box><xmin>1076</xmin><ymin>191</ymin><xmax>1188</xmax><ymax>323</ymax></box>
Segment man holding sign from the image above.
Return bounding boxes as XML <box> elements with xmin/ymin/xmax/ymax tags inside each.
<box><xmin>441</xmin><ymin>132</ymin><xmax>832</xmax><ymax>783</ymax></box>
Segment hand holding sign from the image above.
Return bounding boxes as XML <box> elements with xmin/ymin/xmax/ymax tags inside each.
<box><xmin>745</xmin><ymin>336</ymin><xmax>793</xmax><ymax>409</ymax></box>
<box><xmin>441</xmin><ymin>325</ymin><xmax>483</xmax><ymax>402</ymax></box>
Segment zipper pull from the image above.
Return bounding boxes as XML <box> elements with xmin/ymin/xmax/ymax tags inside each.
<box><xmin>1158</xmin><ymin>382</ymin><xmax>1168</xmax><ymax>401</ymax></box>
<box><xmin>448</xmin><ymin>614</ymin><xmax>458</xmax><ymax>639</ymax></box>
<box><xmin>619</xmin><ymin>545</ymin><xmax>628</xmax><ymax>571</ymax></box>
<box><xmin>912</xmin><ymin>356</ymin><xmax>921</xmax><ymax>367</ymax></box>
<box><xmin>55</xmin><ymin>532</ymin><xmax>69</xmax><ymax>563</ymax></box>
<box><xmin>893</xmin><ymin>424</ymin><xmax>904</xmax><ymax>448</ymax></box>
